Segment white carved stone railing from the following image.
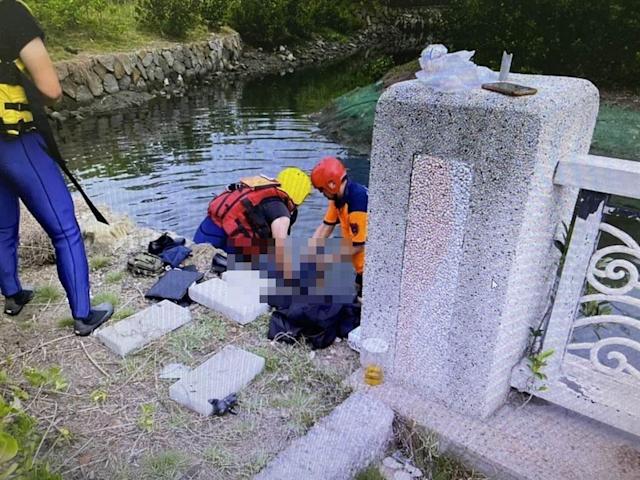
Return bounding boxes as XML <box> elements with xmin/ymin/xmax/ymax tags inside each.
<box><xmin>511</xmin><ymin>153</ymin><xmax>640</xmax><ymax>436</ymax></box>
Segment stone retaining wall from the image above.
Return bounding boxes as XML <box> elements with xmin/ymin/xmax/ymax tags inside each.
<box><xmin>53</xmin><ymin>30</ymin><xmax>242</xmax><ymax>108</ymax></box>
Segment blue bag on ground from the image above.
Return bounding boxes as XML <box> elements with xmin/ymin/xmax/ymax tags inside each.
<box><xmin>160</xmin><ymin>245</ymin><xmax>192</xmax><ymax>268</ymax></box>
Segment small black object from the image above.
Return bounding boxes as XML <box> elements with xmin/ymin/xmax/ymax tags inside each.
<box><xmin>208</xmin><ymin>393</ymin><xmax>238</xmax><ymax>416</ymax></box>
<box><xmin>148</xmin><ymin>233</ymin><xmax>186</xmax><ymax>255</ymax></box>
<box><xmin>210</xmin><ymin>251</ymin><xmax>228</xmax><ymax>274</ymax></box>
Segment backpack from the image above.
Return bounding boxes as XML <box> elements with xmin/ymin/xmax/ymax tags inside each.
<box><xmin>127</xmin><ymin>252</ymin><xmax>165</xmax><ymax>277</ymax></box>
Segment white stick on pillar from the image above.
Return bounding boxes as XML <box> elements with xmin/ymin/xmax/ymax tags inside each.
<box><xmin>499</xmin><ymin>51</ymin><xmax>513</xmax><ymax>81</ymax></box>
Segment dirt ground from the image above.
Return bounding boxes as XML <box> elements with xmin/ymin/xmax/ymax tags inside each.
<box><xmin>0</xmin><ymin>204</ymin><xmax>359</xmax><ymax>479</ymax></box>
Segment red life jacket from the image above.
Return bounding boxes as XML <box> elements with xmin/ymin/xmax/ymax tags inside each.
<box><xmin>208</xmin><ymin>184</ymin><xmax>295</xmax><ymax>246</ymax></box>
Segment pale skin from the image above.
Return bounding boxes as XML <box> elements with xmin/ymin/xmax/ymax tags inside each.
<box><xmin>19</xmin><ymin>37</ymin><xmax>62</xmax><ymax>105</ymax></box>
<box><xmin>271</xmin><ymin>216</ymin><xmax>293</xmax><ymax>279</ymax></box>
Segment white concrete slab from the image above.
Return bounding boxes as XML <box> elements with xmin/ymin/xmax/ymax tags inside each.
<box><xmin>96</xmin><ymin>300</ymin><xmax>191</xmax><ymax>357</ymax></box>
<box><xmin>254</xmin><ymin>393</ymin><xmax>394</xmax><ymax>480</ymax></box>
<box><xmin>169</xmin><ymin>345</ymin><xmax>265</xmax><ymax>416</ymax></box>
<box><xmin>189</xmin><ymin>278</ymin><xmax>269</xmax><ymax>325</ymax></box>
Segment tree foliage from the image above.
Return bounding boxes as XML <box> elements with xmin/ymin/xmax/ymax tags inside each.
<box><xmin>443</xmin><ymin>0</ymin><xmax>640</xmax><ymax>87</ymax></box>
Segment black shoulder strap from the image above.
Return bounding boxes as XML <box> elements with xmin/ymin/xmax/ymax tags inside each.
<box><xmin>15</xmin><ymin>65</ymin><xmax>108</xmax><ymax>224</ymax></box>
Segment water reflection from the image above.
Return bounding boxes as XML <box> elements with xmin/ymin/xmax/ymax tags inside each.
<box><xmin>55</xmin><ymin>53</ymin><xmax>387</xmax><ymax>238</ymax></box>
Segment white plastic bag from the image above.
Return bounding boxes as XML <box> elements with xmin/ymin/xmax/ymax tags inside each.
<box><xmin>415</xmin><ymin>44</ymin><xmax>497</xmax><ymax>92</ymax></box>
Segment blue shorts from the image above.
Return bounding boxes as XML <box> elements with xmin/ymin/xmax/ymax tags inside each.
<box><xmin>193</xmin><ymin>217</ymin><xmax>231</xmax><ymax>252</ymax></box>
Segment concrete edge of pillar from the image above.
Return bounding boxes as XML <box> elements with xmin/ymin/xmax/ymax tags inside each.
<box><xmin>348</xmin><ymin>371</ymin><xmax>640</xmax><ymax>480</ymax></box>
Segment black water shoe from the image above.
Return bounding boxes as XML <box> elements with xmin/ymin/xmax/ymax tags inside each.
<box><xmin>4</xmin><ymin>289</ymin><xmax>34</xmax><ymax>316</ymax></box>
<box><xmin>148</xmin><ymin>233</ymin><xmax>186</xmax><ymax>256</ymax></box>
<box><xmin>210</xmin><ymin>251</ymin><xmax>228</xmax><ymax>274</ymax></box>
<box><xmin>74</xmin><ymin>302</ymin><xmax>113</xmax><ymax>336</ymax></box>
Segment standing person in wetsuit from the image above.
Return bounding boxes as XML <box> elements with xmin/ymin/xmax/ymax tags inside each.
<box><xmin>0</xmin><ymin>0</ymin><xmax>113</xmax><ymax>335</ymax></box>
<box><xmin>194</xmin><ymin>167</ymin><xmax>312</xmax><ymax>253</ymax></box>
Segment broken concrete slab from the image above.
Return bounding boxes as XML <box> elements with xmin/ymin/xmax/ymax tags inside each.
<box><xmin>169</xmin><ymin>345</ymin><xmax>265</xmax><ymax>416</ymax></box>
<box><xmin>188</xmin><ymin>278</ymin><xmax>269</xmax><ymax>325</ymax></box>
<box><xmin>159</xmin><ymin>363</ymin><xmax>191</xmax><ymax>380</ymax></box>
<box><xmin>96</xmin><ymin>300</ymin><xmax>191</xmax><ymax>357</ymax></box>
<box><xmin>254</xmin><ymin>393</ymin><xmax>394</xmax><ymax>480</ymax></box>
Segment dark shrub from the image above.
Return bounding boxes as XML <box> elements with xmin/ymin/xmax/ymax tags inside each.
<box><xmin>136</xmin><ymin>0</ymin><xmax>201</xmax><ymax>39</ymax></box>
<box><xmin>227</xmin><ymin>0</ymin><xmax>290</xmax><ymax>46</ymax></box>
<box><xmin>200</xmin><ymin>0</ymin><xmax>230</xmax><ymax>29</ymax></box>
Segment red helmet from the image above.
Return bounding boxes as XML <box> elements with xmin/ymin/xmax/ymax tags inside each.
<box><xmin>311</xmin><ymin>157</ymin><xmax>347</xmax><ymax>196</ymax></box>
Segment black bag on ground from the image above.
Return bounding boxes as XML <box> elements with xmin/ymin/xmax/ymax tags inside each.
<box><xmin>148</xmin><ymin>233</ymin><xmax>186</xmax><ymax>256</ymax></box>
<box><xmin>268</xmin><ymin>302</ymin><xmax>360</xmax><ymax>350</ymax></box>
<box><xmin>145</xmin><ymin>268</ymin><xmax>204</xmax><ymax>304</ymax></box>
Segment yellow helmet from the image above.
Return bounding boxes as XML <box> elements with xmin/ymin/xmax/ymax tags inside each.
<box><xmin>277</xmin><ymin>167</ymin><xmax>312</xmax><ymax>205</ymax></box>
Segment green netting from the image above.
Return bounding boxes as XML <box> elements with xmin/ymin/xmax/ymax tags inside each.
<box><xmin>319</xmin><ymin>78</ymin><xmax>640</xmax><ymax>165</ymax></box>
<box><xmin>317</xmin><ymin>82</ymin><xmax>384</xmax><ymax>153</ymax></box>
<box><xmin>591</xmin><ymin>104</ymin><xmax>640</xmax><ymax>161</ymax></box>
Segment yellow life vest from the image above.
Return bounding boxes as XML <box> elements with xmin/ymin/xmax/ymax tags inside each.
<box><xmin>0</xmin><ymin>59</ymin><xmax>35</xmax><ymax>136</ymax></box>
<box><xmin>0</xmin><ymin>0</ymin><xmax>35</xmax><ymax>136</ymax></box>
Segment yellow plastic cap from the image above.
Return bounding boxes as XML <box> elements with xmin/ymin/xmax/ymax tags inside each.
<box><xmin>276</xmin><ymin>167</ymin><xmax>312</xmax><ymax>205</ymax></box>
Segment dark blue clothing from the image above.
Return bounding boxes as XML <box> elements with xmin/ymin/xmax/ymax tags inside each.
<box><xmin>334</xmin><ymin>179</ymin><xmax>368</xmax><ymax>213</ymax></box>
<box><xmin>193</xmin><ymin>216</ymin><xmax>230</xmax><ymax>251</ymax></box>
<box><xmin>0</xmin><ymin>132</ymin><xmax>90</xmax><ymax>319</ymax></box>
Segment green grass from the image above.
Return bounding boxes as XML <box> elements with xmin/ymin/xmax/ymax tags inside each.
<box><xmin>203</xmin><ymin>444</ymin><xmax>235</xmax><ymax>475</ymax></box>
<box><xmin>105</xmin><ymin>271</ymin><xmax>125</xmax><ymax>284</ymax></box>
<box><xmin>113</xmin><ymin>307</ymin><xmax>135</xmax><ymax>321</ymax></box>
<box><xmin>120</xmin><ymin>353</ymin><xmax>156</xmax><ymax>379</ymax></box>
<box><xmin>89</xmin><ymin>256</ymin><xmax>111</xmax><ymax>271</ymax></box>
<box><xmin>356</xmin><ymin>466</ymin><xmax>385</xmax><ymax>480</ymax></box>
<box><xmin>36</xmin><ymin>1</ymin><xmax>190</xmax><ymax>61</ymax></box>
<box><xmin>255</xmin><ymin>342</ymin><xmax>351</xmax><ymax>434</ymax></box>
<box><xmin>92</xmin><ymin>292</ymin><xmax>121</xmax><ymax>308</ymax></box>
<box><xmin>394</xmin><ymin>418</ymin><xmax>486</xmax><ymax>480</ymax></box>
<box><xmin>271</xmin><ymin>387</ymin><xmax>320</xmax><ymax>433</ymax></box>
<box><xmin>249</xmin><ymin>345</ymin><xmax>283</xmax><ymax>373</ymax></box>
<box><xmin>203</xmin><ymin>444</ymin><xmax>270</xmax><ymax>477</ymax></box>
<box><xmin>56</xmin><ymin>317</ymin><xmax>75</xmax><ymax>329</ymax></box>
<box><xmin>141</xmin><ymin>450</ymin><xmax>189</xmax><ymax>480</ymax></box>
<box><xmin>166</xmin><ymin>315</ymin><xmax>228</xmax><ymax>363</ymax></box>
<box><xmin>34</xmin><ymin>286</ymin><xmax>62</xmax><ymax>303</ymax></box>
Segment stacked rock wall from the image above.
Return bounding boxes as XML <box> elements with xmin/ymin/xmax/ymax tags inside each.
<box><xmin>54</xmin><ymin>30</ymin><xmax>242</xmax><ymax>107</ymax></box>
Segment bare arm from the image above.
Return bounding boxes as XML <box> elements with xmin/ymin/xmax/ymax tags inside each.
<box><xmin>271</xmin><ymin>217</ymin><xmax>293</xmax><ymax>279</ymax></box>
<box><xmin>312</xmin><ymin>222</ymin><xmax>335</xmax><ymax>239</ymax></box>
<box><xmin>19</xmin><ymin>37</ymin><xmax>62</xmax><ymax>104</ymax></box>
<box><xmin>270</xmin><ymin>217</ymin><xmax>291</xmax><ymax>239</ymax></box>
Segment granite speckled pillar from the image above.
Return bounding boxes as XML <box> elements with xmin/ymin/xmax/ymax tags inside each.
<box><xmin>362</xmin><ymin>75</ymin><xmax>599</xmax><ymax>417</ymax></box>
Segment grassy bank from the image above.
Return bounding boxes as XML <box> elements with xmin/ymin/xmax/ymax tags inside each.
<box><xmin>28</xmin><ymin>0</ymin><xmax>377</xmax><ymax>60</ymax></box>
<box><xmin>2</xmin><ymin>202</ymin><xmax>359</xmax><ymax>478</ymax></box>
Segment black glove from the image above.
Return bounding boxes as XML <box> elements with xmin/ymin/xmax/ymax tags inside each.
<box><xmin>208</xmin><ymin>393</ymin><xmax>238</xmax><ymax>416</ymax></box>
